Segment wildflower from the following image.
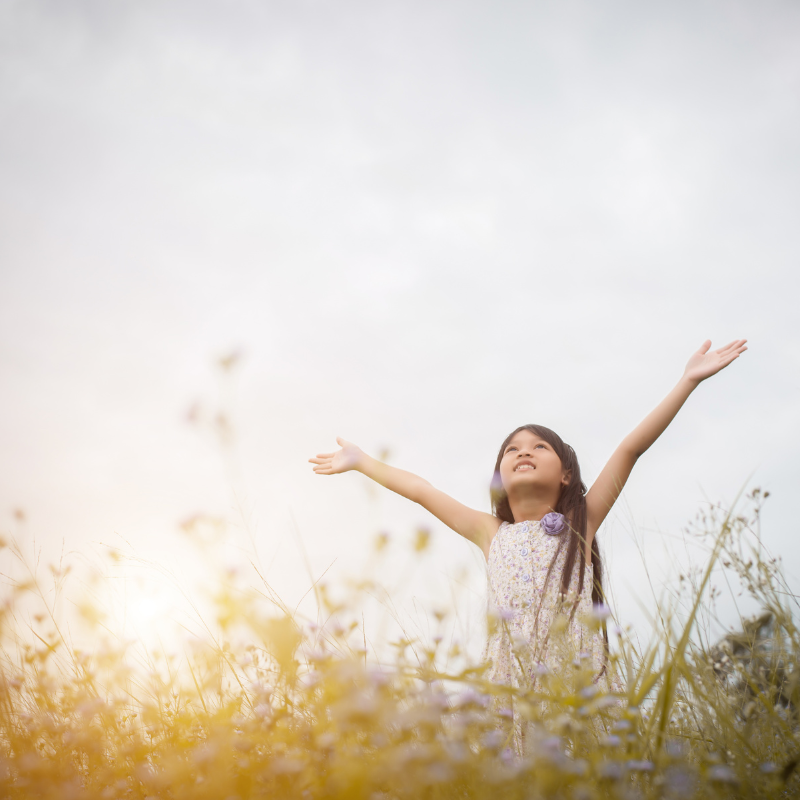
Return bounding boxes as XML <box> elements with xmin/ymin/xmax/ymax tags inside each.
<box><xmin>482</xmin><ymin>729</ymin><xmax>505</xmax><ymax>749</ymax></box>
<box><xmin>442</xmin><ymin>740</ymin><xmax>468</xmax><ymax>762</ymax></box>
<box><xmin>299</xmin><ymin>671</ymin><xmax>320</xmax><ymax>688</ymax></box>
<box><xmin>490</xmin><ymin>471</ymin><xmax>504</xmax><ymax>495</ymax></box>
<box><xmin>414</xmin><ymin>527</ymin><xmax>431</xmax><ymax>551</ymax></box>
<box><xmin>371</xmin><ymin>732</ymin><xmax>389</xmax><ymax>747</ymax></box>
<box><xmin>337</xmin><ymin>688</ymin><xmax>378</xmax><ymax>719</ymax></box>
<box><xmin>316</xmin><ymin>732</ymin><xmax>336</xmax><ymax>749</ymax></box>
<box><xmin>540</xmin><ymin>736</ymin><xmax>562</xmax><ymax>753</ymax></box>
<box><xmin>367</xmin><ymin>665</ymin><xmax>390</xmax><ymax>687</ymax></box>
<box><xmin>455</xmin><ymin>688</ymin><xmax>483</xmax><ymax>707</ymax></box>
<box><xmin>595</xmin><ymin>696</ymin><xmax>619</xmax><ymax>710</ymax></box>
<box><xmin>397</xmin><ymin>703</ymin><xmax>442</xmax><ymax>729</ymax></box>
<box><xmin>567</xmin><ymin>759</ymin><xmax>589</xmax><ymax>776</ymax></box>
<box><xmin>627</xmin><ymin>760</ymin><xmax>654</xmax><ymax>772</ymax></box>
<box><xmin>554</xmin><ymin>714</ymin><xmax>581</xmax><ymax>734</ymax></box>
<box><xmin>665</xmin><ymin>740</ymin><xmax>686</xmax><ymax>757</ymax></box>
<box><xmin>271</xmin><ymin>755</ymin><xmax>305</xmax><ymax>775</ymax></box>
<box><xmin>307</xmin><ymin>648</ymin><xmax>329</xmax><ymax>663</ymax></box>
<box><xmin>663</xmin><ymin>765</ymin><xmax>695</xmax><ymax>795</ymax></box>
<box><xmin>707</xmin><ymin>765</ymin><xmax>738</xmax><ymax>784</ymax></box>
<box><xmin>590</xmin><ymin>604</ymin><xmax>611</xmax><ymax>622</ymax></box>
<box><xmin>77</xmin><ymin>698</ymin><xmax>106</xmax><ymax>719</ymax></box>
<box><xmin>425</xmin><ymin>761</ymin><xmax>453</xmax><ymax>783</ymax></box>
<box><xmin>248</xmin><ymin>679</ymin><xmax>273</xmax><ymax>699</ymax></box>
<box><xmin>597</xmin><ymin>761</ymin><xmax>623</xmax><ymax>779</ymax></box>
<box><xmin>500</xmin><ymin>747</ymin><xmax>515</xmax><ymax>764</ymax></box>
<box><xmin>374</xmin><ymin>530</ymin><xmax>390</xmax><ymax>551</ymax></box>
<box><xmin>425</xmin><ymin>690</ymin><xmax>449</xmax><ymax>710</ymax></box>
<box><xmin>394</xmin><ymin>742</ymin><xmax>434</xmax><ymax>766</ymax></box>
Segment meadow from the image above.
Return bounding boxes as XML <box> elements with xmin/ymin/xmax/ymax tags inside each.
<box><xmin>1</xmin><ymin>486</ymin><xmax>797</xmax><ymax>799</ymax></box>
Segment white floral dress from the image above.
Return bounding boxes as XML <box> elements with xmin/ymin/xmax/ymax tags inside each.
<box><xmin>481</xmin><ymin>519</ymin><xmax>620</xmax><ymax>752</ymax></box>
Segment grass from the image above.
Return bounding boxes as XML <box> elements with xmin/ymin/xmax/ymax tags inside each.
<box><xmin>0</xmin><ymin>487</ymin><xmax>798</xmax><ymax>799</ymax></box>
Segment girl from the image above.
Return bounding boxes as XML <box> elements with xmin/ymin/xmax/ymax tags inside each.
<box><xmin>309</xmin><ymin>339</ymin><xmax>747</xmax><ymax>746</ymax></box>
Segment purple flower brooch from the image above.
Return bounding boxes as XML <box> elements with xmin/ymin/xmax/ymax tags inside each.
<box><xmin>540</xmin><ymin>512</ymin><xmax>567</xmax><ymax>535</ymax></box>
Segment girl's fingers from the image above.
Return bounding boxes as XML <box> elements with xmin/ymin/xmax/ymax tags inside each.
<box><xmin>715</xmin><ymin>339</ymin><xmax>746</xmax><ymax>356</ymax></box>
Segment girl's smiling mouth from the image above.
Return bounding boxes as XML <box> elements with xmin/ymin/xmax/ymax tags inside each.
<box><xmin>514</xmin><ymin>462</ymin><xmax>535</xmax><ymax>471</ymax></box>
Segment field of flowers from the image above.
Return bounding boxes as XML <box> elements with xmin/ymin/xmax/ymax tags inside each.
<box><xmin>1</xmin><ymin>488</ymin><xmax>797</xmax><ymax>799</ymax></box>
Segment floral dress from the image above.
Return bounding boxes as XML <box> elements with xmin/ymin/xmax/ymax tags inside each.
<box><xmin>481</xmin><ymin>518</ymin><xmax>620</xmax><ymax>753</ymax></box>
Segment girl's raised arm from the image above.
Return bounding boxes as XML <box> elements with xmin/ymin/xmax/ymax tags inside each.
<box><xmin>584</xmin><ymin>339</ymin><xmax>747</xmax><ymax>555</ymax></box>
<box><xmin>310</xmin><ymin>437</ymin><xmax>500</xmax><ymax>556</ymax></box>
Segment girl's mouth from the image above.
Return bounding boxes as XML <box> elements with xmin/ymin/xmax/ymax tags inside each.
<box><xmin>514</xmin><ymin>463</ymin><xmax>535</xmax><ymax>471</ymax></box>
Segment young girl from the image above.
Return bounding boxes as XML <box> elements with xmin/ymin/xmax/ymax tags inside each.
<box><xmin>309</xmin><ymin>339</ymin><xmax>747</xmax><ymax>746</ymax></box>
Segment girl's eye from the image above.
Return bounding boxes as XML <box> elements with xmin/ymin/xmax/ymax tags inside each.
<box><xmin>536</xmin><ymin>444</ymin><xmax>545</xmax><ymax>449</ymax></box>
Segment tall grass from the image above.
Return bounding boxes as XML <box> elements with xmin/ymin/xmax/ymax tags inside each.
<box><xmin>0</xmin><ymin>487</ymin><xmax>797</xmax><ymax>799</ymax></box>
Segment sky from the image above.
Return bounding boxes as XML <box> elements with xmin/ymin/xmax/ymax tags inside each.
<box><xmin>1</xmin><ymin>0</ymin><xmax>799</xmax><ymax>664</ymax></box>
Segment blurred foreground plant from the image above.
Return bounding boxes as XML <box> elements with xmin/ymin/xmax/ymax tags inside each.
<box><xmin>0</xmin><ymin>488</ymin><xmax>797</xmax><ymax>799</ymax></box>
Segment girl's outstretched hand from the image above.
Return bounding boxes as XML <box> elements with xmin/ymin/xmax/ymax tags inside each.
<box><xmin>309</xmin><ymin>437</ymin><xmax>365</xmax><ymax>475</ymax></box>
<box><xmin>683</xmin><ymin>339</ymin><xmax>747</xmax><ymax>384</ymax></box>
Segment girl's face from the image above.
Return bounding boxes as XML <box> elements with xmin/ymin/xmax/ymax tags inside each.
<box><xmin>499</xmin><ymin>429</ymin><xmax>570</xmax><ymax>496</ymax></box>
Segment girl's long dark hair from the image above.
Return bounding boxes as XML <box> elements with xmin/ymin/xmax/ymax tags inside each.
<box><xmin>490</xmin><ymin>424</ymin><xmax>604</xmax><ymax>608</ymax></box>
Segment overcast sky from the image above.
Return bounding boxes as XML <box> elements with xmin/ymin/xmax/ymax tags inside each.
<box><xmin>1</xmin><ymin>0</ymin><xmax>799</xmax><ymax>662</ymax></box>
